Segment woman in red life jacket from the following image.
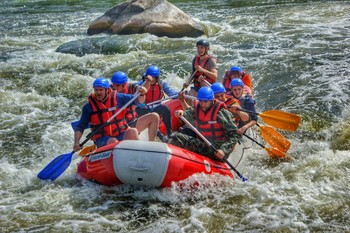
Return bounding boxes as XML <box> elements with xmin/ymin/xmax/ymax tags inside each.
<box><xmin>229</xmin><ymin>78</ymin><xmax>257</xmax><ymax>135</ymax></box>
<box><xmin>111</xmin><ymin>71</ymin><xmax>159</xmax><ymax>141</ymax></box>
<box><xmin>211</xmin><ymin>82</ymin><xmax>250</xmax><ymax>125</ymax></box>
<box><xmin>185</xmin><ymin>39</ymin><xmax>218</xmax><ymax>99</ymax></box>
<box><xmin>135</xmin><ymin>65</ymin><xmax>178</xmax><ymax>142</ymax></box>
<box><xmin>169</xmin><ymin>86</ymin><xmax>240</xmax><ymax>161</ymax></box>
<box><xmin>222</xmin><ymin>66</ymin><xmax>253</xmax><ymax>95</ymax></box>
<box><xmin>72</xmin><ymin>77</ymin><xmax>148</xmax><ymax>151</ymax></box>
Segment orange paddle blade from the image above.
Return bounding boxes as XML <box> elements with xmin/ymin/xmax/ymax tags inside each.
<box><xmin>265</xmin><ymin>147</ymin><xmax>292</xmax><ymax>161</ymax></box>
<box><xmin>259</xmin><ymin>125</ymin><xmax>291</xmax><ymax>152</ymax></box>
<box><xmin>259</xmin><ymin>110</ymin><xmax>301</xmax><ymax>131</ymax></box>
<box><xmin>78</xmin><ymin>144</ymin><xmax>96</xmax><ymax>156</ymax></box>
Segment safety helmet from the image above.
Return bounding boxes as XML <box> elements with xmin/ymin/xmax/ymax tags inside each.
<box><xmin>111</xmin><ymin>71</ymin><xmax>128</xmax><ymax>85</ymax></box>
<box><xmin>211</xmin><ymin>82</ymin><xmax>226</xmax><ymax>94</ymax></box>
<box><xmin>230</xmin><ymin>78</ymin><xmax>244</xmax><ymax>88</ymax></box>
<box><xmin>93</xmin><ymin>77</ymin><xmax>110</xmax><ymax>89</ymax></box>
<box><xmin>230</xmin><ymin>66</ymin><xmax>243</xmax><ymax>74</ymax></box>
<box><xmin>145</xmin><ymin>65</ymin><xmax>160</xmax><ymax>77</ymax></box>
<box><xmin>197</xmin><ymin>86</ymin><xmax>214</xmax><ymax>101</ymax></box>
<box><xmin>196</xmin><ymin>39</ymin><xmax>210</xmax><ymax>48</ymax></box>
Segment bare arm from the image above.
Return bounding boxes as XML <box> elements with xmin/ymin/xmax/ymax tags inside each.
<box><xmin>178</xmin><ymin>92</ymin><xmax>191</xmax><ymax>110</ymax></box>
<box><xmin>73</xmin><ymin>131</ymin><xmax>83</xmax><ymax>152</ymax></box>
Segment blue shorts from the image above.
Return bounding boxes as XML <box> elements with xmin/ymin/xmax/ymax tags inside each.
<box><xmin>191</xmin><ymin>86</ymin><xmax>200</xmax><ymax>92</ymax></box>
<box><xmin>95</xmin><ymin>131</ymin><xmax>125</xmax><ymax>148</ymax></box>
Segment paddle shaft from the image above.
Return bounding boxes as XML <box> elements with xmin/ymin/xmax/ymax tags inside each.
<box><xmin>147</xmin><ymin>94</ymin><xmax>177</xmax><ymax>106</ymax></box>
<box><xmin>243</xmin><ymin>132</ymin><xmax>266</xmax><ymax>149</ymax></box>
<box><xmin>180</xmin><ymin>69</ymin><xmax>197</xmax><ymax>92</ymax></box>
<box><xmin>179</xmin><ymin>115</ymin><xmax>247</xmax><ymax>181</ymax></box>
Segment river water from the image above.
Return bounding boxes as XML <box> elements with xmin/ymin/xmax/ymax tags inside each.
<box><xmin>1</xmin><ymin>0</ymin><xmax>349</xmax><ymax>232</ymax></box>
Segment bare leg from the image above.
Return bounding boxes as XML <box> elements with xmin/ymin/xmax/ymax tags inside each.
<box><xmin>135</xmin><ymin>113</ymin><xmax>159</xmax><ymax>141</ymax></box>
<box><xmin>106</xmin><ymin>137</ymin><xmax>118</xmax><ymax>145</ymax></box>
<box><xmin>123</xmin><ymin>128</ymin><xmax>139</xmax><ymax>140</ymax></box>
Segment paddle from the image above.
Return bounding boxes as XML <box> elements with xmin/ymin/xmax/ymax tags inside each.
<box><xmin>243</xmin><ymin>133</ymin><xmax>292</xmax><ymax>160</ymax></box>
<box><xmin>237</xmin><ymin>108</ymin><xmax>301</xmax><ymax>131</ymax></box>
<box><xmin>180</xmin><ymin>69</ymin><xmax>197</xmax><ymax>92</ymax></box>
<box><xmin>179</xmin><ymin>115</ymin><xmax>248</xmax><ymax>181</ymax></box>
<box><xmin>147</xmin><ymin>94</ymin><xmax>178</xmax><ymax>106</ymax></box>
<box><xmin>37</xmin><ymin>92</ymin><xmax>142</xmax><ymax>181</ymax></box>
<box><xmin>202</xmin><ymin>79</ymin><xmax>212</xmax><ymax>87</ymax></box>
<box><xmin>257</xmin><ymin>123</ymin><xmax>291</xmax><ymax>152</ymax></box>
<box><xmin>78</xmin><ymin>144</ymin><xmax>96</xmax><ymax>156</ymax></box>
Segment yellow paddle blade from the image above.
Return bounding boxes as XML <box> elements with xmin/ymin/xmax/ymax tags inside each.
<box><xmin>259</xmin><ymin>110</ymin><xmax>301</xmax><ymax>131</ymax></box>
<box><xmin>78</xmin><ymin>144</ymin><xmax>96</xmax><ymax>156</ymax></box>
<box><xmin>259</xmin><ymin>125</ymin><xmax>291</xmax><ymax>152</ymax></box>
<box><xmin>265</xmin><ymin>147</ymin><xmax>293</xmax><ymax>161</ymax></box>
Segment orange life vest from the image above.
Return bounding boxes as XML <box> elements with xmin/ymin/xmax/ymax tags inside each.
<box><xmin>222</xmin><ymin>70</ymin><xmax>253</xmax><ymax>93</ymax></box>
<box><xmin>88</xmin><ymin>90</ymin><xmax>128</xmax><ymax>140</ymax></box>
<box><xmin>145</xmin><ymin>82</ymin><xmax>164</xmax><ymax>104</ymax></box>
<box><xmin>192</xmin><ymin>55</ymin><xmax>216</xmax><ymax>87</ymax></box>
<box><xmin>194</xmin><ymin>100</ymin><xmax>227</xmax><ymax>142</ymax></box>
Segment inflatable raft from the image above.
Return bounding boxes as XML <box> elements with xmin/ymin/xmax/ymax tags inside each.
<box><xmin>76</xmin><ymin>97</ymin><xmax>257</xmax><ymax>187</ymax></box>
<box><xmin>76</xmin><ymin>127</ymin><xmax>256</xmax><ymax>187</ymax></box>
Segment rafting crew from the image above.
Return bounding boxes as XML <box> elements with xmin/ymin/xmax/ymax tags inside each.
<box><xmin>183</xmin><ymin>39</ymin><xmax>218</xmax><ymax>100</ymax></box>
<box><xmin>72</xmin><ymin>77</ymin><xmax>149</xmax><ymax>151</ymax></box>
<box><xmin>110</xmin><ymin>71</ymin><xmax>159</xmax><ymax>141</ymax></box>
<box><xmin>135</xmin><ymin>65</ymin><xmax>178</xmax><ymax>142</ymax></box>
<box><xmin>169</xmin><ymin>86</ymin><xmax>240</xmax><ymax>161</ymax></box>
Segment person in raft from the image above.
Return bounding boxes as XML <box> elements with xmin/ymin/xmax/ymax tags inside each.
<box><xmin>210</xmin><ymin>82</ymin><xmax>250</xmax><ymax>126</ymax></box>
<box><xmin>110</xmin><ymin>71</ymin><xmax>160</xmax><ymax>141</ymax></box>
<box><xmin>183</xmin><ymin>39</ymin><xmax>218</xmax><ymax>99</ymax></box>
<box><xmin>169</xmin><ymin>86</ymin><xmax>240</xmax><ymax>161</ymax></box>
<box><xmin>221</xmin><ymin>65</ymin><xmax>253</xmax><ymax>95</ymax></box>
<box><xmin>135</xmin><ymin>65</ymin><xmax>178</xmax><ymax>142</ymax></box>
<box><xmin>72</xmin><ymin>77</ymin><xmax>149</xmax><ymax>151</ymax></box>
<box><xmin>229</xmin><ymin>78</ymin><xmax>257</xmax><ymax>135</ymax></box>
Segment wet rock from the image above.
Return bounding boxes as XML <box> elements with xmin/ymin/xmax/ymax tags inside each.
<box><xmin>87</xmin><ymin>0</ymin><xmax>204</xmax><ymax>38</ymax></box>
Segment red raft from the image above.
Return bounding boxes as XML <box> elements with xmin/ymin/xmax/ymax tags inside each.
<box><xmin>77</xmin><ymin>98</ymin><xmax>253</xmax><ymax>187</ymax></box>
<box><xmin>77</xmin><ymin>140</ymin><xmax>235</xmax><ymax>187</ymax></box>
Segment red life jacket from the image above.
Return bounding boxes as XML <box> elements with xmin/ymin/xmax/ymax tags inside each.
<box><xmin>121</xmin><ymin>83</ymin><xmax>138</xmax><ymax>124</ymax></box>
<box><xmin>222</xmin><ymin>70</ymin><xmax>253</xmax><ymax>93</ymax></box>
<box><xmin>88</xmin><ymin>90</ymin><xmax>128</xmax><ymax>140</ymax></box>
<box><xmin>145</xmin><ymin>82</ymin><xmax>164</xmax><ymax>104</ymax></box>
<box><xmin>194</xmin><ymin>100</ymin><xmax>227</xmax><ymax>142</ymax></box>
<box><xmin>192</xmin><ymin>55</ymin><xmax>216</xmax><ymax>87</ymax></box>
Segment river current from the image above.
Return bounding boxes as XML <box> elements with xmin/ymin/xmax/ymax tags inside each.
<box><xmin>0</xmin><ymin>0</ymin><xmax>349</xmax><ymax>232</ymax></box>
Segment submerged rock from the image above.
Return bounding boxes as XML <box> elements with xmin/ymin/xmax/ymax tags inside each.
<box><xmin>56</xmin><ymin>36</ymin><xmax>133</xmax><ymax>57</ymax></box>
<box><xmin>87</xmin><ymin>0</ymin><xmax>204</xmax><ymax>38</ymax></box>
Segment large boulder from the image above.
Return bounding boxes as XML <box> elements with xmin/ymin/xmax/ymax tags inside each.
<box><xmin>87</xmin><ymin>0</ymin><xmax>204</xmax><ymax>38</ymax></box>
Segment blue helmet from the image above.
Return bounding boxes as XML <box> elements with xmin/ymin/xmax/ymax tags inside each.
<box><xmin>196</xmin><ymin>39</ymin><xmax>210</xmax><ymax>48</ymax></box>
<box><xmin>197</xmin><ymin>86</ymin><xmax>214</xmax><ymax>101</ymax></box>
<box><xmin>93</xmin><ymin>77</ymin><xmax>110</xmax><ymax>89</ymax></box>
<box><xmin>145</xmin><ymin>65</ymin><xmax>160</xmax><ymax>77</ymax></box>
<box><xmin>211</xmin><ymin>82</ymin><xmax>226</xmax><ymax>94</ymax></box>
<box><xmin>230</xmin><ymin>78</ymin><xmax>244</xmax><ymax>88</ymax></box>
<box><xmin>111</xmin><ymin>71</ymin><xmax>128</xmax><ymax>85</ymax></box>
<box><xmin>230</xmin><ymin>66</ymin><xmax>243</xmax><ymax>74</ymax></box>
